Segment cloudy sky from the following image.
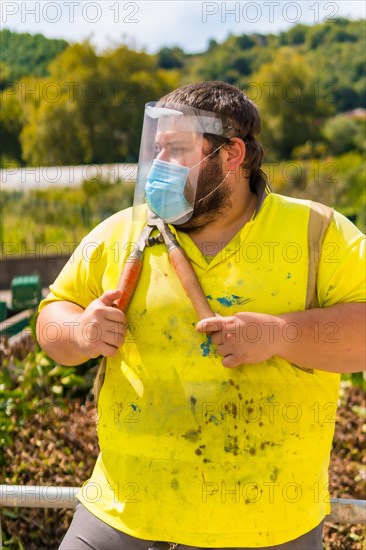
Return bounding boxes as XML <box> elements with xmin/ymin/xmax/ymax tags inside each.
<box><xmin>1</xmin><ymin>1</ymin><xmax>365</xmax><ymax>53</ymax></box>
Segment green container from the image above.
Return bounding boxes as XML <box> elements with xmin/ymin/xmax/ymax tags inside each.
<box><xmin>0</xmin><ymin>313</ymin><xmax>30</xmax><ymax>337</ymax></box>
<box><xmin>10</xmin><ymin>275</ymin><xmax>42</xmax><ymax>311</ymax></box>
<box><xmin>0</xmin><ymin>301</ymin><xmax>7</xmax><ymax>322</ymax></box>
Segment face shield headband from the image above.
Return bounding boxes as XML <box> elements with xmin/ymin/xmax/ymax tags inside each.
<box><xmin>133</xmin><ymin>102</ymin><xmax>240</xmax><ymax>224</ymax></box>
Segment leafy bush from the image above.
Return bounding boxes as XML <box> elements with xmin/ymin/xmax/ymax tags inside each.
<box><xmin>0</xmin><ymin>314</ymin><xmax>98</xmax><ymax>459</ymax></box>
<box><xmin>321</xmin><ymin>115</ymin><xmax>366</xmax><ymax>156</ymax></box>
<box><xmin>264</xmin><ymin>152</ymin><xmax>365</xmax><ymax>232</ymax></box>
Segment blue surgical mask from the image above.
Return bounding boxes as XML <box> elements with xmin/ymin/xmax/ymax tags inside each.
<box><xmin>145</xmin><ymin>159</ymin><xmax>192</xmax><ymax>223</ymax></box>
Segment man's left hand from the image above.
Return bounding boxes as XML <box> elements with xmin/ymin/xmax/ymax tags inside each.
<box><xmin>196</xmin><ymin>313</ymin><xmax>281</xmax><ymax>368</ymax></box>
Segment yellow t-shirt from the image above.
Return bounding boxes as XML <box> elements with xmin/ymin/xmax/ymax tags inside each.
<box><xmin>39</xmin><ymin>193</ymin><xmax>365</xmax><ymax>547</ymax></box>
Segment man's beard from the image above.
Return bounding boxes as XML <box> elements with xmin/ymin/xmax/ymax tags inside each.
<box><xmin>178</xmin><ymin>158</ymin><xmax>232</xmax><ymax>232</ymax></box>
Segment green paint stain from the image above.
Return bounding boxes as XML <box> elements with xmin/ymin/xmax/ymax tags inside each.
<box><xmin>270</xmin><ymin>466</ymin><xmax>280</xmax><ymax>482</ymax></box>
<box><xmin>181</xmin><ymin>429</ymin><xmax>200</xmax><ymax>442</ymax></box>
<box><xmin>171</xmin><ymin>478</ymin><xmax>179</xmax><ymax>490</ymax></box>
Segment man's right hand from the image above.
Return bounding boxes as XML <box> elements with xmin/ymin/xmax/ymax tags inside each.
<box><xmin>75</xmin><ymin>290</ymin><xmax>127</xmax><ymax>359</ymax></box>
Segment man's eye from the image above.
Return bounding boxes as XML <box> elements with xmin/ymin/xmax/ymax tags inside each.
<box><xmin>171</xmin><ymin>147</ymin><xmax>189</xmax><ymax>155</ymax></box>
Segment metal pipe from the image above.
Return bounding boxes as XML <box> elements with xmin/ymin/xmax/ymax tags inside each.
<box><xmin>327</xmin><ymin>497</ymin><xmax>366</xmax><ymax>524</ymax></box>
<box><xmin>0</xmin><ymin>485</ymin><xmax>78</xmax><ymax>509</ymax></box>
<box><xmin>0</xmin><ymin>486</ymin><xmax>365</xmax><ymax>524</ymax></box>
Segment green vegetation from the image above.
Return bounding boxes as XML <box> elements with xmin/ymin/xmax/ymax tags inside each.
<box><xmin>0</xmin><ymin>153</ymin><xmax>364</xmax><ymax>260</ymax></box>
<box><xmin>0</xmin><ymin>29</ymin><xmax>68</xmax><ymax>84</ymax></box>
<box><xmin>0</xmin><ymin>322</ymin><xmax>99</xmax><ymax>548</ymax></box>
<box><xmin>184</xmin><ymin>17</ymin><xmax>365</xmax><ymax>112</ymax></box>
<box><xmin>0</xmin><ymin>316</ymin><xmax>97</xmax><ymax>460</ymax></box>
<box><xmin>264</xmin><ymin>153</ymin><xmax>365</xmax><ymax>232</ymax></box>
<box><xmin>1</xmin><ymin>38</ymin><xmax>180</xmax><ymax>166</ymax></box>
<box><xmin>1</xmin><ymin>19</ymin><xmax>364</xmax><ymax>244</ymax></box>
<box><xmin>1</xmin><ymin>19</ymin><xmax>365</xmax><ymax>166</ymax></box>
<box><xmin>1</xmin><ymin>178</ymin><xmax>135</xmax><ymax>257</ymax></box>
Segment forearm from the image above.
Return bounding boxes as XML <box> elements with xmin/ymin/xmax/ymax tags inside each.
<box><xmin>37</xmin><ymin>291</ymin><xmax>127</xmax><ymax>366</ymax></box>
<box><xmin>275</xmin><ymin>302</ymin><xmax>365</xmax><ymax>373</ymax></box>
<box><xmin>197</xmin><ymin>302</ymin><xmax>365</xmax><ymax>373</ymax></box>
<box><xmin>36</xmin><ymin>302</ymin><xmax>90</xmax><ymax>366</ymax></box>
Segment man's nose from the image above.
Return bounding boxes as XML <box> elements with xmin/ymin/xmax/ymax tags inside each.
<box><xmin>156</xmin><ymin>148</ymin><xmax>170</xmax><ymax>162</ymax></box>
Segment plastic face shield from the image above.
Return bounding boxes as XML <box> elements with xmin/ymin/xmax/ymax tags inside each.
<box><xmin>133</xmin><ymin>102</ymin><xmax>236</xmax><ymax>224</ymax></box>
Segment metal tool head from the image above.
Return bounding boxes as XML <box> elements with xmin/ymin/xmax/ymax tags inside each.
<box><xmin>146</xmin><ymin>208</ymin><xmax>178</xmax><ymax>251</ymax></box>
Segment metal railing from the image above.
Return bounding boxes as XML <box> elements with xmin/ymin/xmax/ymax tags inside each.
<box><xmin>0</xmin><ymin>485</ymin><xmax>364</xmax><ymax>521</ymax></box>
<box><xmin>0</xmin><ymin>485</ymin><xmax>365</xmax><ymax>548</ymax></box>
<box><xmin>0</xmin><ymin>485</ymin><xmax>78</xmax><ymax>510</ymax></box>
<box><xmin>0</xmin><ymin>484</ymin><xmax>365</xmax><ymax>517</ymax></box>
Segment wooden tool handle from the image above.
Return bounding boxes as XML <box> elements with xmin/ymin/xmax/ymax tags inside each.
<box><xmin>114</xmin><ymin>256</ymin><xmax>143</xmax><ymax>313</ymax></box>
<box><xmin>168</xmin><ymin>246</ymin><xmax>214</xmax><ymax>320</ymax></box>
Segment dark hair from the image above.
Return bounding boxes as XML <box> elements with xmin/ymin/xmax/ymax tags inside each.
<box><xmin>159</xmin><ymin>81</ymin><xmax>264</xmax><ymax>190</ymax></box>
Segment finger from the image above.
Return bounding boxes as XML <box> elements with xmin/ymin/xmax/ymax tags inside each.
<box><xmin>105</xmin><ymin>324</ymin><xmax>125</xmax><ymax>344</ymax></box>
<box><xmin>104</xmin><ymin>308</ymin><xmax>127</xmax><ymax>324</ymax></box>
<box><xmin>104</xmin><ymin>332</ymin><xmax>125</xmax><ymax>348</ymax></box>
<box><xmin>196</xmin><ymin>317</ymin><xmax>223</xmax><ymax>333</ymax></box>
<box><xmin>221</xmin><ymin>354</ymin><xmax>238</xmax><ymax>368</ymax></box>
<box><xmin>106</xmin><ymin>322</ymin><xmax>125</xmax><ymax>337</ymax></box>
<box><xmin>98</xmin><ymin>342</ymin><xmax>121</xmax><ymax>357</ymax></box>
<box><xmin>210</xmin><ymin>331</ymin><xmax>226</xmax><ymax>346</ymax></box>
<box><xmin>215</xmin><ymin>338</ymin><xmax>228</xmax><ymax>354</ymax></box>
<box><xmin>100</xmin><ymin>289</ymin><xmax>122</xmax><ymax>307</ymax></box>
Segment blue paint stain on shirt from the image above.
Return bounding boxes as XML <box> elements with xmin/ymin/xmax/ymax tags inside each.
<box><xmin>209</xmin><ymin>415</ymin><xmax>220</xmax><ymax>425</ymax></box>
<box><xmin>217</xmin><ymin>296</ymin><xmax>233</xmax><ymax>307</ymax></box>
<box><xmin>201</xmin><ymin>335</ymin><xmax>212</xmax><ymax>357</ymax></box>
<box><xmin>217</xmin><ymin>294</ymin><xmax>249</xmax><ymax>307</ymax></box>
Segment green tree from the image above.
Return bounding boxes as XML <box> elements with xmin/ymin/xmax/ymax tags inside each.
<box><xmin>4</xmin><ymin>20</ymin><xmax>365</xmax><ymax>166</ymax></box>
<box><xmin>0</xmin><ymin>29</ymin><xmax>68</xmax><ymax>83</ymax></box>
<box><xmin>0</xmin><ymin>85</ymin><xmax>23</xmax><ymax>165</ymax></box>
<box><xmin>249</xmin><ymin>49</ymin><xmax>334</xmax><ymax>160</ymax></box>
<box><xmin>305</xmin><ymin>20</ymin><xmax>365</xmax><ymax>111</ymax></box>
<box><xmin>187</xmin><ymin>33</ymin><xmax>270</xmax><ymax>86</ymax></box>
<box><xmin>278</xmin><ymin>24</ymin><xmax>308</xmax><ymax>45</ymax></box>
<box><xmin>321</xmin><ymin>114</ymin><xmax>366</xmax><ymax>156</ymax></box>
<box><xmin>156</xmin><ymin>47</ymin><xmax>185</xmax><ymax>69</ymax></box>
<box><xmin>0</xmin><ymin>61</ymin><xmax>10</xmax><ymax>91</ymax></box>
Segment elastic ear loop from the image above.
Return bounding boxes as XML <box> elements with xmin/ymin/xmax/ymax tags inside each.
<box><xmin>184</xmin><ymin>142</ymin><xmax>230</xmax><ymax>206</ymax></box>
<box><xmin>194</xmin><ymin>171</ymin><xmax>230</xmax><ymax>204</ymax></box>
<box><xmin>189</xmin><ymin>142</ymin><xmax>225</xmax><ymax>171</ymax></box>
<box><xmin>186</xmin><ymin>137</ymin><xmax>247</xmax><ymax>208</ymax></box>
<box><xmin>190</xmin><ymin>142</ymin><xmax>231</xmax><ymax>205</ymax></box>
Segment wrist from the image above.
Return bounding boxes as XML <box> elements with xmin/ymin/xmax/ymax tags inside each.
<box><xmin>73</xmin><ymin>313</ymin><xmax>92</xmax><ymax>361</ymax></box>
<box><xmin>271</xmin><ymin>315</ymin><xmax>288</xmax><ymax>358</ymax></box>
<box><xmin>273</xmin><ymin>313</ymin><xmax>299</xmax><ymax>362</ymax></box>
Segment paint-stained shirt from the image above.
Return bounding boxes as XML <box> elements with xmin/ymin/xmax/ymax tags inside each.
<box><xmin>39</xmin><ymin>193</ymin><xmax>365</xmax><ymax>547</ymax></box>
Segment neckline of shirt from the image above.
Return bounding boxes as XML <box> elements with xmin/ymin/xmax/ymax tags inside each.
<box><xmin>173</xmin><ymin>172</ymin><xmax>272</xmax><ymax>270</ymax></box>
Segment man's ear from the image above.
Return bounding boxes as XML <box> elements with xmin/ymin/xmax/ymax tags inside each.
<box><xmin>223</xmin><ymin>138</ymin><xmax>246</xmax><ymax>170</ymax></box>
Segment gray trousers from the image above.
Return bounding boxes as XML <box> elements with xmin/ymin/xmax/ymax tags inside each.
<box><xmin>59</xmin><ymin>502</ymin><xmax>323</xmax><ymax>550</ymax></box>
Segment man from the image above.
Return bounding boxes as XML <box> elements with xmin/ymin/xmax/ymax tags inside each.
<box><xmin>37</xmin><ymin>81</ymin><xmax>365</xmax><ymax>550</ymax></box>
